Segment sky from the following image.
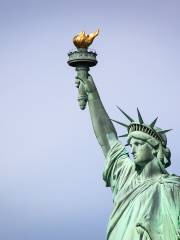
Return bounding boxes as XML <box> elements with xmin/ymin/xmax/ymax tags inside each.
<box><xmin>0</xmin><ymin>0</ymin><xmax>180</xmax><ymax>239</ymax></box>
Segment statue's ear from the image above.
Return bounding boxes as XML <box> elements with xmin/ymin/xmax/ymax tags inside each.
<box><xmin>147</xmin><ymin>138</ymin><xmax>159</xmax><ymax>149</ymax></box>
<box><xmin>152</xmin><ymin>144</ymin><xmax>160</xmax><ymax>157</ymax></box>
<box><xmin>152</xmin><ymin>149</ymin><xmax>158</xmax><ymax>157</ymax></box>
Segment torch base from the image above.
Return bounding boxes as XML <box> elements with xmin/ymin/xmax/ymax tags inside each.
<box><xmin>67</xmin><ymin>49</ymin><xmax>97</xmax><ymax>67</ymax></box>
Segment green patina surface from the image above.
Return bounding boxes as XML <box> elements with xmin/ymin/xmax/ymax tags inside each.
<box><xmin>68</xmin><ymin>47</ymin><xmax>180</xmax><ymax>240</ymax></box>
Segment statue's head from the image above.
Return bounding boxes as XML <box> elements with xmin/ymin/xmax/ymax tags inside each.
<box><xmin>127</xmin><ymin>130</ymin><xmax>171</xmax><ymax>169</ymax></box>
<box><xmin>112</xmin><ymin>107</ymin><xmax>171</xmax><ymax>169</ymax></box>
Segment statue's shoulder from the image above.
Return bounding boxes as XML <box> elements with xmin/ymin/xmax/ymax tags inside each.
<box><xmin>168</xmin><ymin>173</ymin><xmax>180</xmax><ymax>180</ymax></box>
<box><xmin>163</xmin><ymin>173</ymin><xmax>180</xmax><ymax>188</ymax></box>
<box><xmin>161</xmin><ymin>174</ymin><xmax>180</xmax><ymax>208</ymax></box>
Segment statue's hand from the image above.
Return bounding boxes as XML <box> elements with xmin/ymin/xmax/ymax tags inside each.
<box><xmin>75</xmin><ymin>74</ymin><xmax>97</xmax><ymax>95</ymax></box>
<box><xmin>76</xmin><ymin>74</ymin><xmax>98</xmax><ymax>110</ymax></box>
<box><xmin>75</xmin><ymin>74</ymin><xmax>97</xmax><ymax>110</ymax></box>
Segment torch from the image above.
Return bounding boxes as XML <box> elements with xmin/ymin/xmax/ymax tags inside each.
<box><xmin>67</xmin><ymin>29</ymin><xmax>99</xmax><ymax>110</ymax></box>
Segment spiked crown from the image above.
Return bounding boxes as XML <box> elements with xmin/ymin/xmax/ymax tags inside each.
<box><xmin>111</xmin><ymin>107</ymin><xmax>171</xmax><ymax>147</ymax></box>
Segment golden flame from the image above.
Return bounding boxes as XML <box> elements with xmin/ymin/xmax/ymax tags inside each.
<box><xmin>73</xmin><ymin>29</ymin><xmax>99</xmax><ymax>48</ymax></box>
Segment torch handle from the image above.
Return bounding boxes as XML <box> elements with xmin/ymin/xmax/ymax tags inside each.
<box><xmin>76</xmin><ymin>66</ymin><xmax>89</xmax><ymax>110</ymax></box>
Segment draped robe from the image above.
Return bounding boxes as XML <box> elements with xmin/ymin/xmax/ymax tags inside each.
<box><xmin>103</xmin><ymin>141</ymin><xmax>180</xmax><ymax>240</ymax></box>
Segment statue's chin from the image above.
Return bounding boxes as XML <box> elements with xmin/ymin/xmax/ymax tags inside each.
<box><xmin>134</xmin><ymin>159</ymin><xmax>147</xmax><ymax>169</ymax></box>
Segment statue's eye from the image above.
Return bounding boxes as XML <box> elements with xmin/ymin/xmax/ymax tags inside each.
<box><xmin>135</xmin><ymin>141</ymin><xmax>144</xmax><ymax>146</ymax></box>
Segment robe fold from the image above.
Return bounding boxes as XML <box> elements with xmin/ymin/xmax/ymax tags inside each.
<box><xmin>103</xmin><ymin>141</ymin><xmax>180</xmax><ymax>240</ymax></box>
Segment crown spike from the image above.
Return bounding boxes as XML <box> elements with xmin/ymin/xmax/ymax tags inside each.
<box><xmin>116</xmin><ymin>106</ymin><xmax>134</xmax><ymax>122</ymax></box>
<box><xmin>157</xmin><ymin>129</ymin><xmax>172</xmax><ymax>135</ymax></box>
<box><xmin>137</xmin><ymin>108</ymin><xmax>144</xmax><ymax>124</ymax></box>
<box><xmin>149</xmin><ymin>117</ymin><xmax>158</xmax><ymax>128</ymax></box>
<box><xmin>118</xmin><ymin>134</ymin><xmax>128</xmax><ymax>138</ymax></box>
<box><xmin>111</xmin><ymin>119</ymin><xmax>128</xmax><ymax>128</ymax></box>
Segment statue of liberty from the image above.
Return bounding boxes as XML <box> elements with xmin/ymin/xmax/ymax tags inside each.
<box><xmin>68</xmin><ymin>30</ymin><xmax>180</xmax><ymax>240</ymax></box>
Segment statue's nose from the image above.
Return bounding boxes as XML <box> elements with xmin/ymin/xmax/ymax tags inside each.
<box><xmin>131</xmin><ymin>145</ymin><xmax>136</xmax><ymax>154</ymax></box>
<box><xmin>131</xmin><ymin>145</ymin><xmax>135</xmax><ymax>152</ymax></box>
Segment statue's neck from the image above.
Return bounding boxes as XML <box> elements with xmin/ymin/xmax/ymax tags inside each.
<box><xmin>136</xmin><ymin>158</ymin><xmax>166</xmax><ymax>179</ymax></box>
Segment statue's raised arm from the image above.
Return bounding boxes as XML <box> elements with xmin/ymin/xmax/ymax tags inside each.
<box><xmin>76</xmin><ymin>73</ymin><xmax>118</xmax><ymax>156</ymax></box>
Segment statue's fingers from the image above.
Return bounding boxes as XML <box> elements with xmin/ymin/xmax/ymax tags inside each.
<box><xmin>75</xmin><ymin>76</ymin><xmax>85</xmax><ymax>84</ymax></box>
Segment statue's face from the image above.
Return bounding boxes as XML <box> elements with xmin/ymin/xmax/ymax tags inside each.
<box><xmin>130</xmin><ymin>137</ymin><xmax>154</xmax><ymax>167</ymax></box>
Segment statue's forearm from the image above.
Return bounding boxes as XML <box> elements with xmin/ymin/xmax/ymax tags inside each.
<box><xmin>88</xmin><ymin>91</ymin><xmax>118</xmax><ymax>156</ymax></box>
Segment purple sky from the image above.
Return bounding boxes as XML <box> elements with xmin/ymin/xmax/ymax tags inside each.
<box><xmin>0</xmin><ymin>0</ymin><xmax>180</xmax><ymax>239</ymax></box>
